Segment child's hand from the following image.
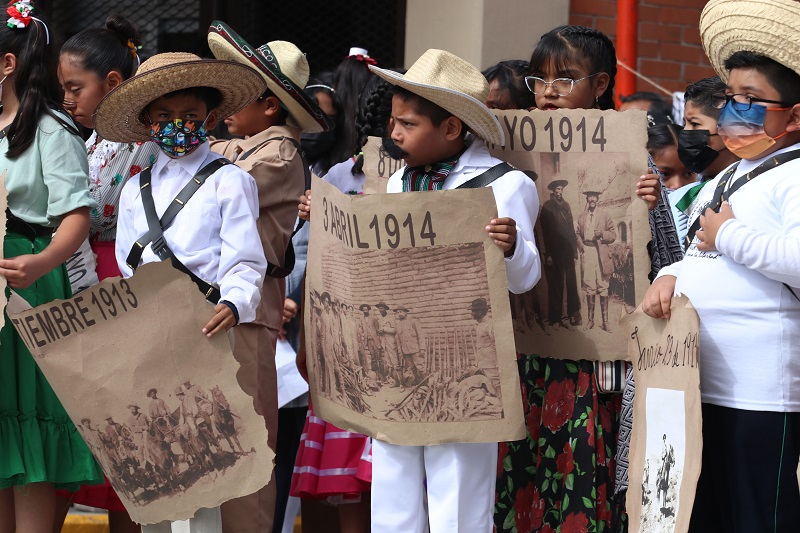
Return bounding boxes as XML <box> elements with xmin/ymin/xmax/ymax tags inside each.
<box><xmin>486</xmin><ymin>217</ymin><xmax>517</xmax><ymax>257</ymax></box>
<box><xmin>202</xmin><ymin>303</ymin><xmax>236</xmax><ymax>337</ymax></box>
<box><xmin>642</xmin><ymin>275</ymin><xmax>677</xmax><ymax>319</ymax></box>
<box><xmin>298</xmin><ymin>189</ymin><xmax>312</xmax><ymax>222</ymax></box>
<box><xmin>636</xmin><ymin>173</ymin><xmax>661</xmax><ymax>210</ymax></box>
<box><xmin>0</xmin><ymin>254</ymin><xmax>48</xmax><ymax>289</ymax></box>
<box><xmin>696</xmin><ymin>202</ymin><xmax>734</xmax><ymax>253</ymax></box>
<box><xmin>283</xmin><ymin>297</ymin><xmax>299</xmax><ymax>324</ymax></box>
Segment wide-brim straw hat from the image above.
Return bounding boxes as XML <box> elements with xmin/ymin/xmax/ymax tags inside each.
<box><xmin>700</xmin><ymin>0</ymin><xmax>800</xmax><ymax>82</ymax></box>
<box><xmin>208</xmin><ymin>21</ymin><xmax>332</xmax><ymax>133</ymax></box>
<box><xmin>95</xmin><ymin>52</ymin><xmax>266</xmax><ymax>143</ymax></box>
<box><xmin>369</xmin><ymin>49</ymin><xmax>505</xmax><ymax>146</ymax></box>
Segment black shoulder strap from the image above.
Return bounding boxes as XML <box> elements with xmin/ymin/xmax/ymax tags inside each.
<box><xmin>126</xmin><ymin>158</ymin><xmax>230</xmax><ymax>303</ymax></box>
<box><xmin>456</xmin><ymin>162</ymin><xmax>514</xmax><ymax>189</ymax></box>
<box><xmin>238</xmin><ymin>135</ymin><xmax>311</xmax><ymax>278</ymax></box>
<box><xmin>684</xmin><ymin>149</ymin><xmax>800</xmax><ymax>250</ymax></box>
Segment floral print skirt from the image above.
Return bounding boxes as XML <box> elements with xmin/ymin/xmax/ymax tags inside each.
<box><xmin>495</xmin><ymin>354</ymin><xmax>621</xmax><ymax>533</ymax></box>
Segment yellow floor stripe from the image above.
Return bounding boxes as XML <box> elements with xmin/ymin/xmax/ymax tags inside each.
<box><xmin>62</xmin><ymin>514</ymin><xmax>109</xmax><ymax>533</ymax></box>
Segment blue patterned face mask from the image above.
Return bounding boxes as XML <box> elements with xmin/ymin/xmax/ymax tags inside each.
<box><xmin>149</xmin><ymin>118</ymin><xmax>208</xmax><ymax>157</ymax></box>
<box><xmin>718</xmin><ymin>102</ymin><xmax>789</xmax><ymax>159</ymax></box>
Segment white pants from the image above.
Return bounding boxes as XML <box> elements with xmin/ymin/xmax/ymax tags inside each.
<box><xmin>371</xmin><ymin>441</ymin><xmax>497</xmax><ymax>533</ymax></box>
<box><xmin>142</xmin><ymin>506</ymin><xmax>222</xmax><ymax>533</ymax></box>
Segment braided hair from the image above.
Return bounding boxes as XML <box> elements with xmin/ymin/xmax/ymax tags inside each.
<box><xmin>352</xmin><ymin>75</ymin><xmax>396</xmax><ymax>175</ymax></box>
<box><xmin>528</xmin><ymin>25</ymin><xmax>617</xmax><ymax>111</ymax></box>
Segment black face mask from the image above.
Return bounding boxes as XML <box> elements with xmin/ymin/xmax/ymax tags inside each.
<box><xmin>301</xmin><ymin>127</ymin><xmax>337</xmax><ymax>161</ymax></box>
<box><xmin>381</xmin><ymin>136</ymin><xmax>404</xmax><ymax>160</ymax></box>
<box><xmin>677</xmin><ymin>129</ymin><xmax>719</xmax><ymax>174</ymax></box>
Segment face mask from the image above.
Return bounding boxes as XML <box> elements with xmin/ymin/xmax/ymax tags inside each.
<box><xmin>677</xmin><ymin>129</ymin><xmax>719</xmax><ymax>174</ymax></box>
<box><xmin>149</xmin><ymin>118</ymin><xmax>208</xmax><ymax>157</ymax></box>
<box><xmin>0</xmin><ymin>75</ymin><xmax>7</xmax><ymax>105</ymax></box>
<box><xmin>381</xmin><ymin>136</ymin><xmax>404</xmax><ymax>160</ymax></box>
<box><xmin>718</xmin><ymin>102</ymin><xmax>789</xmax><ymax>159</ymax></box>
<box><xmin>300</xmin><ymin>127</ymin><xmax>337</xmax><ymax>160</ymax></box>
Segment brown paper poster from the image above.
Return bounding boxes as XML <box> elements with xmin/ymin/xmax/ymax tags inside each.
<box><xmin>361</xmin><ymin>136</ymin><xmax>397</xmax><ymax>194</ymax></box>
<box><xmin>305</xmin><ymin>176</ymin><xmax>524</xmax><ymax>445</ymax></box>
<box><xmin>7</xmin><ymin>262</ymin><xmax>273</xmax><ymax>525</ymax></box>
<box><xmin>0</xmin><ymin>171</ymin><xmax>6</xmax><ymax>331</ymax></box>
<box><xmin>621</xmin><ymin>296</ymin><xmax>702</xmax><ymax>533</ymax></box>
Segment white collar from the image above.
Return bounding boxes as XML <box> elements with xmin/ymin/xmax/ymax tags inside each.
<box><xmin>151</xmin><ymin>142</ymin><xmax>211</xmax><ymax>179</ymax></box>
<box><xmin>451</xmin><ymin>136</ymin><xmax>494</xmax><ymax>175</ymax></box>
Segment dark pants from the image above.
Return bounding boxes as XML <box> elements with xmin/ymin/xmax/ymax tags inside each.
<box><xmin>689</xmin><ymin>403</ymin><xmax>800</xmax><ymax>533</ymax></box>
<box><xmin>545</xmin><ymin>255</ymin><xmax>580</xmax><ymax>324</ymax></box>
<box><xmin>272</xmin><ymin>406</ymin><xmax>308</xmax><ymax>533</ymax></box>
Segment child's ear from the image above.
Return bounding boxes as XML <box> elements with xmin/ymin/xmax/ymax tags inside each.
<box><xmin>204</xmin><ymin>109</ymin><xmax>220</xmax><ymax>131</ymax></box>
<box><xmin>262</xmin><ymin>95</ymin><xmax>281</xmax><ymax>118</ymax></box>
<box><xmin>1</xmin><ymin>52</ymin><xmax>16</xmax><ymax>77</ymax></box>
<box><xmin>594</xmin><ymin>72</ymin><xmax>611</xmax><ymax>100</ymax></box>
<box><xmin>785</xmin><ymin>103</ymin><xmax>800</xmax><ymax>133</ymax></box>
<box><xmin>444</xmin><ymin>116</ymin><xmax>464</xmax><ymax>141</ymax></box>
<box><xmin>105</xmin><ymin>70</ymin><xmax>123</xmax><ymax>91</ymax></box>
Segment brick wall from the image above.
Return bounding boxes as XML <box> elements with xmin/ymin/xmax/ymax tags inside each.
<box><xmin>570</xmin><ymin>0</ymin><xmax>717</xmax><ymax>96</ymax></box>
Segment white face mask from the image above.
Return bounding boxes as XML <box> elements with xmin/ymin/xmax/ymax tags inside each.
<box><xmin>0</xmin><ymin>75</ymin><xmax>7</xmax><ymax>103</ymax></box>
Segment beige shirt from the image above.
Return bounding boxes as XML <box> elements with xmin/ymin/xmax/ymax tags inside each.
<box><xmin>210</xmin><ymin>124</ymin><xmax>306</xmax><ymax>330</ymax></box>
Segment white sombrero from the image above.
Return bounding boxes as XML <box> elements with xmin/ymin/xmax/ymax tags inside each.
<box><xmin>94</xmin><ymin>52</ymin><xmax>266</xmax><ymax>143</ymax></box>
<box><xmin>701</xmin><ymin>0</ymin><xmax>800</xmax><ymax>82</ymax></box>
<box><xmin>369</xmin><ymin>49</ymin><xmax>505</xmax><ymax>146</ymax></box>
<box><xmin>208</xmin><ymin>21</ymin><xmax>332</xmax><ymax>133</ymax></box>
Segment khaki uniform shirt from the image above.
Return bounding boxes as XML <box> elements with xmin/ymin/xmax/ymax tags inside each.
<box><xmin>210</xmin><ymin>124</ymin><xmax>306</xmax><ymax>330</ymax></box>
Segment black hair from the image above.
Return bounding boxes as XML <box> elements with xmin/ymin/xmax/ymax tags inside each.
<box><xmin>352</xmin><ymin>75</ymin><xmax>396</xmax><ymax>175</ymax></box>
<box><xmin>60</xmin><ymin>14</ymin><xmax>141</xmax><ymax>81</ymax></box>
<box><xmin>683</xmin><ymin>76</ymin><xmax>726</xmax><ymax>120</ymax></box>
<box><xmin>646</xmin><ymin>123</ymin><xmax>681</xmax><ymax>153</ymax></box>
<box><xmin>723</xmin><ymin>51</ymin><xmax>800</xmax><ymax>105</ymax></box>
<box><xmin>1</xmin><ymin>6</ymin><xmax>79</xmax><ymax>158</ymax></box>
<box><xmin>620</xmin><ymin>91</ymin><xmax>673</xmax><ymax>117</ymax></box>
<box><xmin>528</xmin><ymin>25</ymin><xmax>617</xmax><ymax>111</ymax></box>
<box><xmin>333</xmin><ymin>55</ymin><xmax>373</xmax><ymax>156</ymax></box>
<box><xmin>258</xmin><ymin>88</ymin><xmax>289</xmax><ymax>123</ymax></box>
<box><xmin>392</xmin><ymin>86</ymin><xmax>454</xmax><ymax>126</ymax></box>
<box><xmin>482</xmin><ymin>59</ymin><xmax>535</xmax><ymax>110</ymax></box>
<box><xmin>155</xmin><ymin>87</ymin><xmax>223</xmax><ymax>113</ymax></box>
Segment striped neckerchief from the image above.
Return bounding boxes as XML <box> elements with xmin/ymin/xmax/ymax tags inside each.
<box><xmin>401</xmin><ymin>149</ymin><xmax>465</xmax><ymax>192</ymax></box>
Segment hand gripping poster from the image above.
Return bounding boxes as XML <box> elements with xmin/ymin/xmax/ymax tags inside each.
<box><xmin>364</xmin><ymin>109</ymin><xmax>651</xmax><ymax>360</ymax></box>
<box><xmin>7</xmin><ymin>262</ymin><xmax>274</xmax><ymax>525</ymax></box>
<box><xmin>305</xmin><ymin>177</ymin><xmax>525</xmax><ymax>445</ymax></box>
<box><xmin>621</xmin><ymin>296</ymin><xmax>702</xmax><ymax>533</ymax></box>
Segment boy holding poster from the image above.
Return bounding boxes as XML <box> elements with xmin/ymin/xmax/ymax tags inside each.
<box><xmin>643</xmin><ymin>0</ymin><xmax>800</xmax><ymax>531</ymax></box>
<box><xmin>300</xmin><ymin>48</ymin><xmax>541</xmax><ymax>532</ymax></box>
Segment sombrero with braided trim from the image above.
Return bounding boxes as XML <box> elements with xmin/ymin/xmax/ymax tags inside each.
<box><xmin>700</xmin><ymin>0</ymin><xmax>800</xmax><ymax>82</ymax></box>
<box><xmin>207</xmin><ymin>21</ymin><xmax>332</xmax><ymax>133</ymax></box>
<box><xmin>94</xmin><ymin>52</ymin><xmax>266</xmax><ymax>143</ymax></box>
<box><xmin>369</xmin><ymin>49</ymin><xmax>505</xmax><ymax>146</ymax></box>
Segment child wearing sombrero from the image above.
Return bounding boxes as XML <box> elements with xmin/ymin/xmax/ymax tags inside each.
<box><xmin>204</xmin><ymin>21</ymin><xmax>334</xmax><ymax>532</ymax></box>
<box><xmin>299</xmin><ymin>48</ymin><xmax>542</xmax><ymax>532</ymax></box>
<box><xmin>94</xmin><ymin>51</ymin><xmax>269</xmax><ymax>531</ymax></box>
<box><xmin>643</xmin><ymin>0</ymin><xmax>800</xmax><ymax>530</ymax></box>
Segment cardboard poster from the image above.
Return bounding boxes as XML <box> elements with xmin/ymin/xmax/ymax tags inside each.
<box><xmin>7</xmin><ymin>262</ymin><xmax>273</xmax><ymax>525</ymax></box>
<box><xmin>621</xmin><ymin>296</ymin><xmax>702</xmax><ymax>533</ymax></box>
<box><xmin>362</xmin><ymin>109</ymin><xmax>651</xmax><ymax>360</ymax></box>
<box><xmin>305</xmin><ymin>177</ymin><xmax>524</xmax><ymax>445</ymax></box>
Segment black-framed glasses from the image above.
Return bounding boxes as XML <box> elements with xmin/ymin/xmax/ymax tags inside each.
<box><xmin>711</xmin><ymin>93</ymin><xmax>794</xmax><ymax>111</ymax></box>
<box><xmin>524</xmin><ymin>73</ymin><xmax>601</xmax><ymax>96</ymax></box>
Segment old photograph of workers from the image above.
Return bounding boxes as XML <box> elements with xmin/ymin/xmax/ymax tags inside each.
<box><xmin>6</xmin><ymin>262</ymin><xmax>274</xmax><ymax>525</ymax></box>
<box><xmin>488</xmin><ymin>108</ymin><xmax>650</xmax><ymax>360</ymax></box>
<box><xmin>622</xmin><ymin>297</ymin><xmax>702</xmax><ymax>533</ymax></box>
<box><xmin>305</xmin><ymin>177</ymin><xmax>524</xmax><ymax>446</ymax></box>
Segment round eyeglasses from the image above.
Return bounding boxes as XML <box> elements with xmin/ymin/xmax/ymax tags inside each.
<box><xmin>524</xmin><ymin>73</ymin><xmax>601</xmax><ymax>96</ymax></box>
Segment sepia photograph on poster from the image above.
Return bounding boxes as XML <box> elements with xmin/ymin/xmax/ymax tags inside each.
<box><xmin>305</xmin><ymin>177</ymin><xmax>525</xmax><ymax>446</ymax></box>
<box><xmin>621</xmin><ymin>296</ymin><xmax>702</xmax><ymax>533</ymax></box>
<box><xmin>6</xmin><ymin>262</ymin><xmax>273</xmax><ymax>525</ymax></box>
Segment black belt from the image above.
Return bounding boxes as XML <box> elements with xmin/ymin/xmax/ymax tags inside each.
<box><xmin>6</xmin><ymin>208</ymin><xmax>52</xmax><ymax>240</ymax></box>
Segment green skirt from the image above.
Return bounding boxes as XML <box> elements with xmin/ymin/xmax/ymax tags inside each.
<box><xmin>0</xmin><ymin>232</ymin><xmax>104</xmax><ymax>490</ymax></box>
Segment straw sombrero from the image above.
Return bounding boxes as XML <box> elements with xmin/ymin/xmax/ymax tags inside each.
<box><xmin>700</xmin><ymin>0</ymin><xmax>800</xmax><ymax>82</ymax></box>
<box><xmin>95</xmin><ymin>52</ymin><xmax>266</xmax><ymax>143</ymax></box>
<box><xmin>208</xmin><ymin>21</ymin><xmax>332</xmax><ymax>133</ymax></box>
<box><xmin>369</xmin><ymin>49</ymin><xmax>505</xmax><ymax>146</ymax></box>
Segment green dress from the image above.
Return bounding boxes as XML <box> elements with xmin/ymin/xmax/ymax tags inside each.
<box><xmin>0</xmin><ymin>112</ymin><xmax>103</xmax><ymax>490</ymax></box>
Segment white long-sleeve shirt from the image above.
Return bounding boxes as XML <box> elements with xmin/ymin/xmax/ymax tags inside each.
<box><xmin>115</xmin><ymin>143</ymin><xmax>267</xmax><ymax>323</ymax></box>
<box><xmin>387</xmin><ymin>139</ymin><xmax>542</xmax><ymax>294</ymax></box>
<box><xmin>657</xmin><ymin>143</ymin><xmax>800</xmax><ymax>412</ymax></box>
